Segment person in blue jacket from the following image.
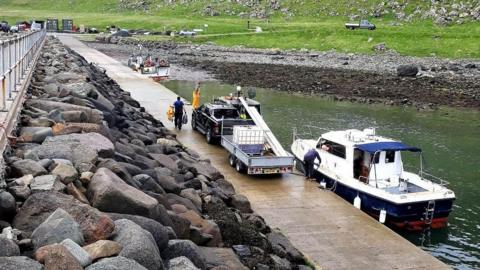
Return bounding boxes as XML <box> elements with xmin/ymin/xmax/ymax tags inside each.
<box><xmin>173</xmin><ymin>97</ymin><xmax>185</xmax><ymax>130</ymax></box>
<box><xmin>303</xmin><ymin>148</ymin><xmax>321</xmax><ymax>180</ymax></box>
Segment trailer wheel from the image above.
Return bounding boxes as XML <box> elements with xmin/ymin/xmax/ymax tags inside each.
<box><xmin>235</xmin><ymin>160</ymin><xmax>245</xmax><ymax>173</ymax></box>
<box><xmin>228</xmin><ymin>154</ymin><xmax>236</xmax><ymax>167</ymax></box>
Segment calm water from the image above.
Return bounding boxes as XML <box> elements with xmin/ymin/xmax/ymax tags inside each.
<box><xmin>163</xmin><ymin>80</ymin><xmax>480</xmax><ymax>270</ymax></box>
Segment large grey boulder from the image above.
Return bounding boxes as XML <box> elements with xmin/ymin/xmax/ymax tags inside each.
<box><xmin>61</xmin><ymin>238</ymin><xmax>92</xmax><ymax>267</ymax></box>
<box><xmin>0</xmin><ymin>256</ymin><xmax>43</xmax><ymax>270</ymax></box>
<box><xmin>27</xmin><ymin>139</ymin><xmax>98</xmax><ymax>173</ymax></box>
<box><xmin>8</xmin><ymin>185</ymin><xmax>31</xmax><ymax>201</ymax></box>
<box><xmin>86</xmin><ymin>256</ymin><xmax>148</xmax><ymax>270</ymax></box>
<box><xmin>30</xmin><ymin>174</ymin><xmax>65</xmax><ymax>193</ymax></box>
<box><xmin>13</xmin><ymin>191</ymin><xmax>115</xmax><ymax>244</ymax></box>
<box><xmin>0</xmin><ymin>191</ymin><xmax>16</xmax><ymax>220</ymax></box>
<box><xmin>108</xmin><ymin>212</ymin><xmax>171</xmax><ymax>250</ymax></box>
<box><xmin>113</xmin><ymin>219</ymin><xmax>164</xmax><ymax>270</ymax></box>
<box><xmin>87</xmin><ymin>168</ymin><xmax>159</xmax><ymax>218</ymax></box>
<box><xmin>10</xmin><ymin>159</ymin><xmax>47</xmax><ymax>177</ymax></box>
<box><xmin>31</xmin><ymin>208</ymin><xmax>84</xmax><ymax>249</ymax></box>
<box><xmin>162</xmin><ymin>240</ymin><xmax>206</xmax><ymax>270</ymax></box>
<box><xmin>44</xmin><ymin>133</ymin><xmax>114</xmax><ymax>158</ymax></box>
<box><xmin>0</xmin><ymin>236</ymin><xmax>20</xmax><ymax>256</ymax></box>
<box><xmin>167</xmin><ymin>256</ymin><xmax>199</xmax><ymax>270</ymax></box>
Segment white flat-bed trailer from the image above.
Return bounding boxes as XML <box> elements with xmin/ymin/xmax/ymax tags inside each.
<box><xmin>221</xmin><ymin>135</ymin><xmax>294</xmax><ymax>174</ymax></box>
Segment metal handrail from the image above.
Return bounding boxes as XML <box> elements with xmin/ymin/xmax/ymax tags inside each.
<box><xmin>0</xmin><ymin>29</ymin><xmax>46</xmax><ymax>111</ymax></box>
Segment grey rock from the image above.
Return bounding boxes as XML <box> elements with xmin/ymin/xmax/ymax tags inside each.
<box><xmin>30</xmin><ymin>174</ymin><xmax>65</xmax><ymax>193</ymax></box>
<box><xmin>108</xmin><ymin>212</ymin><xmax>171</xmax><ymax>250</ymax></box>
<box><xmin>167</xmin><ymin>256</ymin><xmax>199</xmax><ymax>270</ymax></box>
<box><xmin>267</xmin><ymin>230</ymin><xmax>303</xmax><ymax>262</ymax></box>
<box><xmin>113</xmin><ymin>219</ymin><xmax>164</xmax><ymax>270</ymax></box>
<box><xmin>155</xmin><ymin>168</ymin><xmax>182</xmax><ymax>193</ymax></box>
<box><xmin>199</xmin><ymin>247</ymin><xmax>248</xmax><ymax>270</ymax></box>
<box><xmin>149</xmin><ymin>154</ymin><xmax>178</xmax><ymax>172</ymax></box>
<box><xmin>47</xmin><ymin>109</ymin><xmax>64</xmax><ymax>122</ymax></box>
<box><xmin>11</xmin><ymin>159</ymin><xmax>47</xmax><ymax>177</ymax></box>
<box><xmin>269</xmin><ymin>254</ymin><xmax>291</xmax><ymax>270</ymax></box>
<box><xmin>167</xmin><ymin>211</ymin><xmax>191</xmax><ymax>239</ymax></box>
<box><xmin>230</xmin><ymin>194</ymin><xmax>252</xmax><ymax>213</ymax></box>
<box><xmin>13</xmin><ymin>191</ymin><xmax>115</xmax><ymax>244</ymax></box>
<box><xmin>135</xmin><ymin>174</ymin><xmax>166</xmax><ymax>194</ymax></box>
<box><xmin>28</xmin><ymin>139</ymin><xmax>98</xmax><ymax>173</ymax></box>
<box><xmin>180</xmin><ymin>188</ymin><xmax>202</xmax><ymax>212</ymax></box>
<box><xmin>86</xmin><ymin>256</ymin><xmax>148</xmax><ymax>270</ymax></box>
<box><xmin>0</xmin><ymin>236</ymin><xmax>20</xmax><ymax>256</ymax></box>
<box><xmin>0</xmin><ymin>256</ymin><xmax>43</xmax><ymax>270</ymax></box>
<box><xmin>61</xmin><ymin>238</ymin><xmax>92</xmax><ymax>267</ymax></box>
<box><xmin>51</xmin><ymin>163</ymin><xmax>78</xmax><ymax>184</ymax></box>
<box><xmin>38</xmin><ymin>158</ymin><xmax>53</xmax><ymax>169</ymax></box>
<box><xmin>44</xmin><ymin>133</ymin><xmax>114</xmax><ymax>158</ymax></box>
<box><xmin>397</xmin><ymin>65</ymin><xmax>419</xmax><ymax>77</ymax></box>
<box><xmin>0</xmin><ymin>191</ymin><xmax>16</xmax><ymax>220</ymax></box>
<box><xmin>8</xmin><ymin>185</ymin><xmax>31</xmax><ymax>201</ymax></box>
<box><xmin>232</xmin><ymin>245</ymin><xmax>251</xmax><ymax>258</ymax></box>
<box><xmin>87</xmin><ymin>168</ymin><xmax>159</xmax><ymax>219</ymax></box>
<box><xmin>215</xmin><ymin>179</ymin><xmax>236</xmax><ymax>197</ymax></box>
<box><xmin>31</xmin><ymin>208</ymin><xmax>84</xmax><ymax>249</ymax></box>
<box><xmin>162</xmin><ymin>240</ymin><xmax>206</xmax><ymax>270</ymax></box>
<box><xmin>167</xmin><ymin>193</ymin><xmax>200</xmax><ymax>214</ymax></box>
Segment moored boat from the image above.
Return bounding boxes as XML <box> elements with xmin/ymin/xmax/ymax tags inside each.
<box><xmin>291</xmin><ymin>128</ymin><xmax>455</xmax><ymax>230</ymax></box>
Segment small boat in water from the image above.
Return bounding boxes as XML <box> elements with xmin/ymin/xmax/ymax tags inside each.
<box><xmin>291</xmin><ymin>127</ymin><xmax>455</xmax><ymax>230</ymax></box>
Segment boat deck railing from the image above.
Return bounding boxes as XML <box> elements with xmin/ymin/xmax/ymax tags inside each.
<box><xmin>420</xmin><ymin>170</ymin><xmax>450</xmax><ymax>187</ymax></box>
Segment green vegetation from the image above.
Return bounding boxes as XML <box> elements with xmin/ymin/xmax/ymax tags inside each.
<box><xmin>0</xmin><ymin>0</ymin><xmax>479</xmax><ymax>58</ymax></box>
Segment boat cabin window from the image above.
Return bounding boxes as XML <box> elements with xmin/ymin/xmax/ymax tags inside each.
<box><xmin>319</xmin><ymin>139</ymin><xmax>346</xmax><ymax>159</ymax></box>
<box><xmin>385</xmin><ymin>150</ymin><xmax>395</xmax><ymax>163</ymax></box>
<box><xmin>213</xmin><ymin>109</ymin><xmax>239</xmax><ymax>119</ymax></box>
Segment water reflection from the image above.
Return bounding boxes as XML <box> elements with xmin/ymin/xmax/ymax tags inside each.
<box><xmin>163</xmin><ymin>80</ymin><xmax>480</xmax><ymax>270</ymax></box>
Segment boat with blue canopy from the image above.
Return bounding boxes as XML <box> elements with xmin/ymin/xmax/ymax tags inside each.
<box><xmin>291</xmin><ymin>128</ymin><xmax>456</xmax><ymax>230</ymax></box>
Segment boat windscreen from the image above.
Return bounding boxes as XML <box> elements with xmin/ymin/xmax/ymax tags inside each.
<box><xmin>356</xmin><ymin>142</ymin><xmax>421</xmax><ymax>154</ymax></box>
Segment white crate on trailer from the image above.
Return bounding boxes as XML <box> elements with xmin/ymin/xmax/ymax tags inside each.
<box><xmin>232</xmin><ymin>126</ymin><xmax>265</xmax><ymax>154</ymax></box>
<box><xmin>233</xmin><ymin>126</ymin><xmax>264</xmax><ymax>144</ymax></box>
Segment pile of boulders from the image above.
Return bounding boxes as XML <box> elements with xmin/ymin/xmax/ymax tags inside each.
<box><xmin>0</xmin><ymin>36</ymin><xmax>312</xmax><ymax>269</ymax></box>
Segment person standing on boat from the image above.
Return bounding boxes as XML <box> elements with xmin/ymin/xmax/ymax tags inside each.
<box><xmin>192</xmin><ymin>82</ymin><xmax>201</xmax><ymax>110</ymax></box>
<box><xmin>173</xmin><ymin>97</ymin><xmax>186</xmax><ymax>130</ymax></box>
<box><xmin>303</xmin><ymin>148</ymin><xmax>321</xmax><ymax>180</ymax></box>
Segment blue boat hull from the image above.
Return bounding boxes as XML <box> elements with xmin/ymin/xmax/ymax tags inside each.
<box><xmin>312</xmin><ymin>170</ymin><xmax>454</xmax><ymax>230</ymax></box>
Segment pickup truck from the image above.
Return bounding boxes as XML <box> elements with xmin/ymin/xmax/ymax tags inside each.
<box><xmin>345</xmin><ymin>20</ymin><xmax>376</xmax><ymax>30</ymax></box>
<box><xmin>191</xmin><ymin>102</ymin><xmax>254</xmax><ymax>144</ymax></box>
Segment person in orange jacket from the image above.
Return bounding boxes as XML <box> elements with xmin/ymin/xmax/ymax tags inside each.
<box><xmin>192</xmin><ymin>82</ymin><xmax>201</xmax><ymax>109</ymax></box>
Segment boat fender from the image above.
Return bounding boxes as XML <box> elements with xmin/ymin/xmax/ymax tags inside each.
<box><xmin>379</xmin><ymin>209</ymin><xmax>387</xmax><ymax>223</ymax></box>
<box><xmin>320</xmin><ymin>181</ymin><xmax>327</xmax><ymax>189</ymax></box>
<box><xmin>354</xmin><ymin>196</ymin><xmax>361</xmax><ymax>209</ymax></box>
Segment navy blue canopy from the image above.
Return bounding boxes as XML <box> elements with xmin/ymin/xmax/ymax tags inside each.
<box><xmin>356</xmin><ymin>142</ymin><xmax>421</xmax><ymax>154</ymax></box>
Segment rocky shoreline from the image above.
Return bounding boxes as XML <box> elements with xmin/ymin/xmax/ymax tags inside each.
<box><xmin>87</xmin><ymin>39</ymin><xmax>480</xmax><ymax>109</ymax></box>
<box><xmin>0</xmin><ymin>37</ymin><xmax>311</xmax><ymax>270</ymax></box>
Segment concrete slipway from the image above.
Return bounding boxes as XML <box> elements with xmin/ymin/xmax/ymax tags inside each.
<box><xmin>58</xmin><ymin>35</ymin><xmax>449</xmax><ymax>270</ymax></box>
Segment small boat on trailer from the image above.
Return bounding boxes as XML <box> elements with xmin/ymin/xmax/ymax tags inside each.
<box><xmin>291</xmin><ymin>128</ymin><xmax>455</xmax><ymax>230</ymax></box>
<box><xmin>128</xmin><ymin>55</ymin><xmax>170</xmax><ymax>82</ymax></box>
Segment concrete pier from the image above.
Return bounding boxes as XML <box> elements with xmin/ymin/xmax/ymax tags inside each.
<box><xmin>58</xmin><ymin>35</ymin><xmax>450</xmax><ymax>270</ymax></box>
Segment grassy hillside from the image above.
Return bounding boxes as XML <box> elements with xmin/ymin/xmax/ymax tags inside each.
<box><xmin>0</xmin><ymin>0</ymin><xmax>479</xmax><ymax>58</ymax></box>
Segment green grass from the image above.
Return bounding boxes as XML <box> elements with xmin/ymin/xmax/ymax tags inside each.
<box><xmin>0</xmin><ymin>0</ymin><xmax>479</xmax><ymax>59</ymax></box>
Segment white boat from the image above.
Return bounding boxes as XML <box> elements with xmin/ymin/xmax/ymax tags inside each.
<box><xmin>291</xmin><ymin>127</ymin><xmax>455</xmax><ymax>230</ymax></box>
